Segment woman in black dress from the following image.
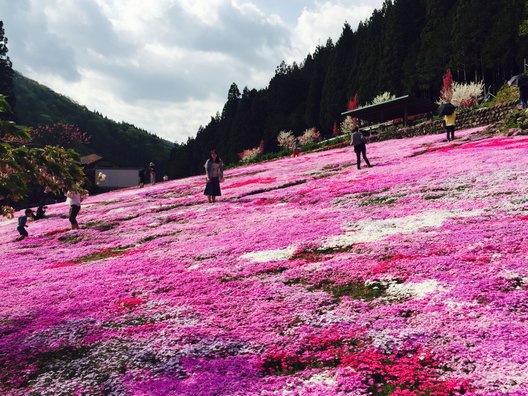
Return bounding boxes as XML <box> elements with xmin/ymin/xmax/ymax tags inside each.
<box><xmin>204</xmin><ymin>150</ymin><xmax>224</xmax><ymax>203</ymax></box>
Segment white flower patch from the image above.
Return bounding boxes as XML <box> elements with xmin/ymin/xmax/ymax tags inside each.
<box><xmin>323</xmin><ymin>209</ymin><xmax>482</xmax><ymax>248</ymax></box>
<box><xmin>187</xmin><ymin>263</ymin><xmax>201</xmax><ymax>271</ymax></box>
<box><xmin>106</xmin><ymin>207</ymin><xmax>127</xmax><ymax>215</ymax></box>
<box><xmin>499</xmin><ymin>270</ymin><xmax>528</xmax><ymax>287</ymax></box>
<box><xmin>241</xmin><ymin>246</ymin><xmax>297</xmax><ymax>263</ymax></box>
<box><xmin>443</xmin><ymin>298</ymin><xmax>479</xmax><ymax>311</ymax></box>
<box><xmin>304</xmin><ymin>372</ymin><xmax>337</xmax><ymax>386</ymax></box>
<box><xmin>386</xmin><ymin>279</ymin><xmax>441</xmax><ymax>300</ymax></box>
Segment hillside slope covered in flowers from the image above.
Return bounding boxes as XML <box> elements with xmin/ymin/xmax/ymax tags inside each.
<box><xmin>1</xmin><ymin>127</ymin><xmax>528</xmax><ymax>395</ymax></box>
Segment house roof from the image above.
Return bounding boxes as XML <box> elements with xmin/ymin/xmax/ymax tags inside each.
<box><xmin>80</xmin><ymin>154</ymin><xmax>103</xmax><ymax>165</ymax></box>
<box><xmin>341</xmin><ymin>95</ymin><xmax>436</xmax><ymax>123</ymax></box>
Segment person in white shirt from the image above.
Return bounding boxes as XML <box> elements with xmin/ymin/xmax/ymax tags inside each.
<box><xmin>66</xmin><ymin>189</ymin><xmax>87</xmax><ymax>229</ymax></box>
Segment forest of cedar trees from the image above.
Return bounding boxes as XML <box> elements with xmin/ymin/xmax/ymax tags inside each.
<box><xmin>168</xmin><ymin>0</ymin><xmax>528</xmax><ymax>178</ymax></box>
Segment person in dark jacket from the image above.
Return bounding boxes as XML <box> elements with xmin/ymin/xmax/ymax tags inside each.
<box><xmin>520</xmin><ymin>84</ymin><xmax>528</xmax><ymax>109</ymax></box>
<box><xmin>351</xmin><ymin>128</ymin><xmax>372</xmax><ymax>170</ymax></box>
<box><xmin>139</xmin><ymin>168</ymin><xmax>146</xmax><ymax>187</ymax></box>
<box><xmin>204</xmin><ymin>149</ymin><xmax>224</xmax><ymax>203</ymax></box>
<box><xmin>149</xmin><ymin>162</ymin><xmax>156</xmax><ymax>185</ymax></box>
<box><xmin>34</xmin><ymin>205</ymin><xmax>47</xmax><ymax>220</ymax></box>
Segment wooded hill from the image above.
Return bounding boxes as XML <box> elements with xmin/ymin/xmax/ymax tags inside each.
<box><xmin>14</xmin><ymin>72</ymin><xmax>172</xmax><ymax>172</ymax></box>
<box><xmin>168</xmin><ymin>0</ymin><xmax>528</xmax><ymax>179</ymax></box>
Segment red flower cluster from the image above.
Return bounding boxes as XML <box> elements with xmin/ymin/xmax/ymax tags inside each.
<box><xmin>260</xmin><ymin>327</ymin><xmax>471</xmax><ymax>395</ymax></box>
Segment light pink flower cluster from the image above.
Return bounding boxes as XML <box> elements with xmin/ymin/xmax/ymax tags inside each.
<box><xmin>1</xmin><ymin>126</ymin><xmax>527</xmax><ymax>395</ymax></box>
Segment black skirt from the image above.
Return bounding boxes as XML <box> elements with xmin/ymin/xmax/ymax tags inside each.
<box><xmin>204</xmin><ymin>177</ymin><xmax>221</xmax><ymax>196</ymax></box>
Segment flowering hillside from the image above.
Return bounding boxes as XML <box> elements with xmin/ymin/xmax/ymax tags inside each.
<box><xmin>1</xmin><ymin>127</ymin><xmax>528</xmax><ymax>395</ymax></box>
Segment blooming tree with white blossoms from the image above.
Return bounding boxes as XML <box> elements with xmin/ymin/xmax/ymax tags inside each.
<box><xmin>340</xmin><ymin>116</ymin><xmax>358</xmax><ymax>135</ymax></box>
<box><xmin>298</xmin><ymin>127</ymin><xmax>321</xmax><ymax>145</ymax></box>
<box><xmin>370</xmin><ymin>92</ymin><xmax>396</xmax><ymax>105</ymax></box>
<box><xmin>277</xmin><ymin>130</ymin><xmax>295</xmax><ymax>150</ymax></box>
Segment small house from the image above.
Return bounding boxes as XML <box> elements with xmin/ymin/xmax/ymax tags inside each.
<box><xmin>81</xmin><ymin>154</ymin><xmax>140</xmax><ymax>190</ymax></box>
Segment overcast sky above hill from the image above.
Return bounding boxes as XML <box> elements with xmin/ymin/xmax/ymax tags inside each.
<box><xmin>0</xmin><ymin>0</ymin><xmax>383</xmax><ymax>142</ymax></box>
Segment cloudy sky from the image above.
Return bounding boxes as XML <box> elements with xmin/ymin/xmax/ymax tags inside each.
<box><xmin>0</xmin><ymin>0</ymin><xmax>383</xmax><ymax>143</ymax></box>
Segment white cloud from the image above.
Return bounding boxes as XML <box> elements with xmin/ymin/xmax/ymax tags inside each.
<box><xmin>0</xmin><ymin>0</ymin><xmax>384</xmax><ymax>143</ymax></box>
<box><xmin>289</xmin><ymin>1</ymin><xmax>375</xmax><ymax>61</ymax></box>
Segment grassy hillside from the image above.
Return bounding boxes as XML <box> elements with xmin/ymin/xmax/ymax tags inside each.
<box><xmin>13</xmin><ymin>71</ymin><xmax>172</xmax><ymax>173</ymax></box>
<box><xmin>1</xmin><ymin>127</ymin><xmax>528</xmax><ymax>395</ymax></box>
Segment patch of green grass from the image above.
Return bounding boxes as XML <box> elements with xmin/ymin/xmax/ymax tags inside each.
<box><xmin>287</xmin><ymin>277</ymin><xmax>391</xmax><ymax>301</ymax></box>
<box><xmin>313</xmin><ymin>173</ymin><xmax>333</xmax><ymax>179</ymax></box>
<box><xmin>154</xmin><ymin>202</ymin><xmax>201</xmax><ymax>212</ymax></box>
<box><xmin>290</xmin><ymin>245</ymin><xmax>357</xmax><ymax>262</ymax></box>
<box><xmin>284</xmin><ymin>278</ymin><xmax>309</xmax><ymax>286</ymax></box>
<box><xmin>100</xmin><ymin>200</ymin><xmax>118</xmax><ymax>205</ymax></box>
<box><xmin>318</xmin><ymin>280</ymin><xmax>389</xmax><ymax>300</ymax></box>
<box><xmin>423</xmin><ymin>194</ymin><xmax>446</xmax><ymax>200</ymax></box>
<box><xmin>321</xmin><ymin>164</ymin><xmax>340</xmax><ymax>171</ymax></box>
<box><xmin>74</xmin><ymin>246</ymin><xmax>132</xmax><ymax>263</ymax></box>
<box><xmin>360</xmin><ymin>195</ymin><xmax>400</xmax><ymax>206</ymax></box>
<box><xmin>138</xmin><ymin>232</ymin><xmax>178</xmax><ymax>244</ymax></box>
<box><xmin>119</xmin><ymin>214</ymin><xmax>140</xmax><ymax>221</ymax></box>
<box><xmin>239</xmin><ymin>179</ymin><xmax>308</xmax><ymax>198</ymax></box>
<box><xmin>58</xmin><ymin>234</ymin><xmax>84</xmax><ymax>244</ymax></box>
<box><xmin>492</xmin><ymin>191</ymin><xmax>515</xmax><ymax>196</ymax></box>
<box><xmin>220</xmin><ymin>275</ymin><xmax>245</xmax><ymax>283</ymax></box>
<box><xmin>82</xmin><ymin>220</ymin><xmax>117</xmax><ymax>231</ymax></box>
<box><xmin>257</xmin><ymin>267</ymin><xmax>287</xmax><ymax>276</ymax></box>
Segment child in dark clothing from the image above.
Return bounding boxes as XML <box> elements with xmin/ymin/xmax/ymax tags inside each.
<box><xmin>34</xmin><ymin>205</ymin><xmax>47</xmax><ymax>220</ymax></box>
<box><xmin>16</xmin><ymin>208</ymin><xmax>33</xmax><ymax>241</ymax></box>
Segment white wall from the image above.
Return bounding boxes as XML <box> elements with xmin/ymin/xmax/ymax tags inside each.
<box><xmin>95</xmin><ymin>168</ymin><xmax>139</xmax><ymax>188</ymax></box>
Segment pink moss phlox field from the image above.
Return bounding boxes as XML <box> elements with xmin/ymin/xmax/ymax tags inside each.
<box><xmin>1</xmin><ymin>126</ymin><xmax>528</xmax><ymax>395</ymax></box>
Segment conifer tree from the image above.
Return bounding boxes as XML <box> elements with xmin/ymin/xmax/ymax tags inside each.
<box><xmin>0</xmin><ymin>21</ymin><xmax>15</xmax><ymax>117</ymax></box>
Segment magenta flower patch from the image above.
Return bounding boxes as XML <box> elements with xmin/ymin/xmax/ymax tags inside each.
<box><xmin>1</xmin><ymin>126</ymin><xmax>528</xmax><ymax>395</ymax></box>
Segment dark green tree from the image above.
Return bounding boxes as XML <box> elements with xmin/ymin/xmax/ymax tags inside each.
<box><xmin>167</xmin><ymin>0</ymin><xmax>528</xmax><ymax>178</ymax></box>
<box><xmin>0</xmin><ymin>21</ymin><xmax>15</xmax><ymax>116</ymax></box>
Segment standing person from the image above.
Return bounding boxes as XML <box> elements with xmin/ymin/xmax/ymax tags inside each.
<box><xmin>204</xmin><ymin>149</ymin><xmax>224</xmax><ymax>203</ymax></box>
<box><xmin>444</xmin><ymin>110</ymin><xmax>457</xmax><ymax>141</ymax></box>
<box><xmin>149</xmin><ymin>162</ymin><xmax>156</xmax><ymax>185</ymax></box>
<box><xmin>138</xmin><ymin>168</ymin><xmax>145</xmax><ymax>188</ymax></box>
<box><xmin>66</xmin><ymin>189</ymin><xmax>87</xmax><ymax>230</ymax></box>
<box><xmin>291</xmin><ymin>138</ymin><xmax>300</xmax><ymax>157</ymax></box>
<box><xmin>351</xmin><ymin>128</ymin><xmax>372</xmax><ymax>170</ymax></box>
<box><xmin>16</xmin><ymin>208</ymin><xmax>33</xmax><ymax>241</ymax></box>
<box><xmin>520</xmin><ymin>84</ymin><xmax>528</xmax><ymax>109</ymax></box>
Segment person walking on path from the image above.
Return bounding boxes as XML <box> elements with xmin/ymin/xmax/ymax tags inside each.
<box><xmin>149</xmin><ymin>162</ymin><xmax>156</xmax><ymax>185</ymax></box>
<box><xmin>291</xmin><ymin>138</ymin><xmax>300</xmax><ymax>157</ymax></box>
<box><xmin>351</xmin><ymin>128</ymin><xmax>371</xmax><ymax>170</ymax></box>
<box><xmin>66</xmin><ymin>189</ymin><xmax>87</xmax><ymax>230</ymax></box>
<box><xmin>16</xmin><ymin>208</ymin><xmax>33</xmax><ymax>241</ymax></box>
<box><xmin>204</xmin><ymin>149</ymin><xmax>224</xmax><ymax>203</ymax></box>
<box><xmin>444</xmin><ymin>110</ymin><xmax>457</xmax><ymax>141</ymax></box>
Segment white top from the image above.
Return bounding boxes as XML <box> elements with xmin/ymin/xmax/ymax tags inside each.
<box><xmin>66</xmin><ymin>191</ymin><xmax>82</xmax><ymax>206</ymax></box>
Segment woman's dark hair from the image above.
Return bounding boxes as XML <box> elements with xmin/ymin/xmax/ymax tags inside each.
<box><xmin>209</xmin><ymin>149</ymin><xmax>220</xmax><ymax>162</ymax></box>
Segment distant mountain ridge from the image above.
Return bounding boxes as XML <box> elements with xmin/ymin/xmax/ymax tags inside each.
<box><xmin>13</xmin><ymin>71</ymin><xmax>172</xmax><ymax>173</ymax></box>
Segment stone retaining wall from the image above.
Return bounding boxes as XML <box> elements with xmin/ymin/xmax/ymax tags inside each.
<box><xmin>371</xmin><ymin>101</ymin><xmax>518</xmax><ymax>142</ymax></box>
